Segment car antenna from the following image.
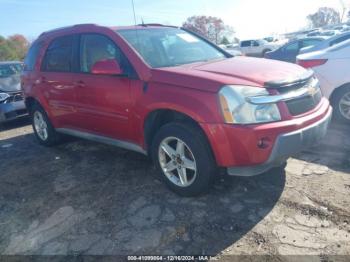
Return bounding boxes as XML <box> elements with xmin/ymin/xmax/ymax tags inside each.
<box><xmin>131</xmin><ymin>0</ymin><xmax>141</xmax><ymax>51</ymax></box>
<box><xmin>131</xmin><ymin>0</ymin><xmax>137</xmax><ymax>26</ymax></box>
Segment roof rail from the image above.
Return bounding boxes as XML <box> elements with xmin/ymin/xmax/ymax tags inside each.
<box><xmin>38</xmin><ymin>24</ymin><xmax>98</xmax><ymax>38</ymax></box>
<box><xmin>137</xmin><ymin>23</ymin><xmax>178</xmax><ymax>28</ymax></box>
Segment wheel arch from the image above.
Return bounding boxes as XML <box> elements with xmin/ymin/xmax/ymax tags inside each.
<box><xmin>143</xmin><ymin>109</ymin><xmax>215</xmax><ymax>160</ymax></box>
<box><xmin>329</xmin><ymin>82</ymin><xmax>350</xmax><ymax>105</ymax></box>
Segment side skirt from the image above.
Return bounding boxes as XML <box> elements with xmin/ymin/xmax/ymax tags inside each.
<box><xmin>56</xmin><ymin>128</ymin><xmax>147</xmax><ymax>155</ymax></box>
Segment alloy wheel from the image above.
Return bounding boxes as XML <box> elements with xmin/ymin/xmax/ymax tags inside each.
<box><xmin>158</xmin><ymin>137</ymin><xmax>197</xmax><ymax>187</ymax></box>
<box><xmin>33</xmin><ymin>111</ymin><xmax>48</xmax><ymax>141</ymax></box>
<box><xmin>339</xmin><ymin>91</ymin><xmax>350</xmax><ymax>120</ymax></box>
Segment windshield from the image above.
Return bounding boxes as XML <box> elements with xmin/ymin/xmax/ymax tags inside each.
<box><xmin>117</xmin><ymin>28</ymin><xmax>226</xmax><ymax>68</ymax></box>
<box><xmin>0</xmin><ymin>64</ymin><xmax>23</xmax><ymax>78</ymax></box>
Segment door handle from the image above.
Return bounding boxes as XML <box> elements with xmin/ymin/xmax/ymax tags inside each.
<box><xmin>75</xmin><ymin>80</ymin><xmax>86</xmax><ymax>88</ymax></box>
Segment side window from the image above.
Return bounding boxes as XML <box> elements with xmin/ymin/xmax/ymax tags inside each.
<box><xmin>253</xmin><ymin>41</ymin><xmax>260</xmax><ymax>47</ymax></box>
<box><xmin>41</xmin><ymin>35</ymin><xmax>73</xmax><ymax>72</ymax></box>
<box><xmin>80</xmin><ymin>34</ymin><xmax>122</xmax><ymax>73</ymax></box>
<box><xmin>284</xmin><ymin>41</ymin><xmax>299</xmax><ymax>52</ymax></box>
<box><xmin>24</xmin><ymin>41</ymin><xmax>42</xmax><ymax>71</ymax></box>
<box><xmin>330</xmin><ymin>35</ymin><xmax>350</xmax><ymax>46</ymax></box>
<box><xmin>241</xmin><ymin>41</ymin><xmax>251</xmax><ymax>47</ymax></box>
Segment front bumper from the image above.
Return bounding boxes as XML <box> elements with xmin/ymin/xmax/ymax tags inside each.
<box><xmin>0</xmin><ymin>100</ymin><xmax>28</xmax><ymax>123</ymax></box>
<box><xmin>227</xmin><ymin>106</ymin><xmax>332</xmax><ymax>176</ymax></box>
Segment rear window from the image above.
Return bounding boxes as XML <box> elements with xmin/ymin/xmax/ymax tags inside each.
<box><xmin>24</xmin><ymin>41</ymin><xmax>42</xmax><ymax>71</ymax></box>
<box><xmin>41</xmin><ymin>35</ymin><xmax>73</xmax><ymax>72</ymax></box>
<box><xmin>302</xmin><ymin>39</ymin><xmax>322</xmax><ymax>48</ymax></box>
<box><xmin>330</xmin><ymin>34</ymin><xmax>350</xmax><ymax>46</ymax></box>
<box><xmin>327</xmin><ymin>39</ymin><xmax>350</xmax><ymax>52</ymax></box>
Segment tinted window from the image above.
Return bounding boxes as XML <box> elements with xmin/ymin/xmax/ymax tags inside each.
<box><xmin>118</xmin><ymin>28</ymin><xmax>225</xmax><ymax>68</ymax></box>
<box><xmin>24</xmin><ymin>41</ymin><xmax>42</xmax><ymax>71</ymax></box>
<box><xmin>330</xmin><ymin>34</ymin><xmax>350</xmax><ymax>46</ymax></box>
<box><xmin>241</xmin><ymin>41</ymin><xmax>251</xmax><ymax>47</ymax></box>
<box><xmin>302</xmin><ymin>39</ymin><xmax>322</xmax><ymax>48</ymax></box>
<box><xmin>80</xmin><ymin>34</ymin><xmax>123</xmax><ymax>73</ymax></box>
<box><xmin>284</xmin><ymin>41</ymin><xmax>299</xmax><ymax>51</ymax></box>
<box><xmin>252</xmin><ymin>41</ymin><xmax>260</xmax><ymax>46</ymax></box>
<box><xmin>41</xmin><ymin>35</ymin><xmax>73</xmax><ymax>72</ymax></box>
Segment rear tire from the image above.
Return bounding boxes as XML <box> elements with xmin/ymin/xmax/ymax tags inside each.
<box><xmin>331</xmin><ymin>85</ymin><xmax>350</xmax><ymax>124</ymax></box>
<box><xmin>31</xmin><ymin>103</ymin><xmax>62</xmax><ymax>146</ymax></box>
<box><xmin>151</xmin><ymin>122</ymin><xmax>216</xmax><ymax>196</ymax></box>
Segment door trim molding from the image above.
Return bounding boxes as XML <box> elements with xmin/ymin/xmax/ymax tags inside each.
<box><xmin>56</xmin><ymin>128</ymin><xmax>147</xmax><ymax>155</ymax></box>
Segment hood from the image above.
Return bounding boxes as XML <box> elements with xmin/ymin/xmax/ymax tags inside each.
<box><xmin>151</xmin><ymin>57</ymin><xmax>310</xmax><ymax>92</ymax></box>
<box><xmin>0</xmin><ymin>74</ymin><xmax>21</xmax><ymax>92</ymax></box>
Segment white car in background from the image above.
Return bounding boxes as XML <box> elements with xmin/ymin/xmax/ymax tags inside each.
<box><xmin>238</xmin><ymin>39</ymin><xmax>279</xmax><ymax>57</ymax></box>
<box><xmin>299</xmin><ymin>31</ymin><xmax>350</xmax><ymax>54</ymax></box>
<box><xmin>297</xmin><ymin>39</ymin><xmax>350</xmax><ymax>123</ymax></box>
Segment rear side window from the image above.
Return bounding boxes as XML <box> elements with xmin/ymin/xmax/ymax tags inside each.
<box><xmin>24</xmin><ymin>41</ymin><xmax>42</xmax><ymax>71</ymax></box>
<box><xmin>41</xmin><ymin>35</ymin><xmax>73</xmax><ymax>72</ymax></box>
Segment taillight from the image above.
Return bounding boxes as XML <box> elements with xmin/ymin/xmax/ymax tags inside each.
<box><xmin>297</xmin><ymin>59</ymin><xmax>328</xmax><ymax>68</ymax></box>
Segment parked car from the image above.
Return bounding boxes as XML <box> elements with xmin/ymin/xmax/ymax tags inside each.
<box><xmin>238</xmin><ymin>39</ymin><xmax>279</xmax><ymax>57</ymax></box>
<box><xmin>307</xmin><ymin>30</ymin><xmax>321</xmax><ymax>37</ymax></box>
<box><xmin>297</xmin><ymin>39</ymin><xmax>350</xmax><ymax>124</ymax></box>
<box><xmin>264</xmin><ymin>37</ymin><xmax>325</xmax><ymax>63</ymax></box>
<box><xmin>0</xmin><ymin>61</ymin><xmax>27</xmax><ymax>123</ymax></box>
<box><xmin>300</xmin><ymin>31</ymin><xmax>350</xmax><ymax>54</ymax></box>
<box><xmin>22</xmin><ymin>24</ymin><xmax>332</xmax><ymax>196</ymax></box>
<box><xmin>319</xmin><ymin>30</ymin><xmax>339</xmax><ymax>37</ymax></box>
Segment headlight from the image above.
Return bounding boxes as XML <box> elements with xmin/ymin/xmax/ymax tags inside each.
<box><xmin>0</xmin><ymin>93</ymin><xmax>10</xmax><ymax>102</ymax></box>
<box><xmin>218</xmin><ymin>85</ymin><xmax>281</xmax><ymax>124</ymax></box>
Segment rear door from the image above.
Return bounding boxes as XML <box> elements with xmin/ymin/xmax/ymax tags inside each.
<box><xmin>39</xmin><ymin>35</ymin><xmax>78</xmax><ymax>128</ymax></box>
<box><xmin>72</xmin><ymin>33</ymin><xmax>133</xmax><ymax>141</ymax></box>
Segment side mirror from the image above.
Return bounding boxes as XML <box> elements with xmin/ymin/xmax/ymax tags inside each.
<box><xmin>91</xmin><ymin>59</ymin><xmax>123</xmax><ymax>75</ymax></box>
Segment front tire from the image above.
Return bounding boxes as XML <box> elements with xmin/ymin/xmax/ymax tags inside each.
<box><xmin>332</xmin><ymin>85</ymin><xmax>350</xmax><ymax>124</ymax></box>
<box><xmin>151</xmin><ymin>122</ymin><xmax>216</xmax><ymax>196</ymax></box>
<box><xmin>31</xmin><ymin>103</ymin><xmax>62</xmax><ymax>146</ymax></box>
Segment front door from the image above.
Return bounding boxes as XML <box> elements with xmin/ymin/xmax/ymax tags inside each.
<box><xmin>72</xmin><ymin>33</ymin><xmax>133</xmax><ymax>141</ymax></box>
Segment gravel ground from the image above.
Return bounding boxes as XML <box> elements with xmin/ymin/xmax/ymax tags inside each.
<box><xmin>0</xmin><ymin>118</ymin><xmax>349</xmax><ymax>260</ymax></box>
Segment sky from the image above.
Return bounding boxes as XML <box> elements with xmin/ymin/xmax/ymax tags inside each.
<box><xmin>0</xmin><ymin>0</ymin><xmax>349</xmax><ymax>40</ymax></box>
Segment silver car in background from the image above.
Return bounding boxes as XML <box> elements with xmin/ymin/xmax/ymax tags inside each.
<box><xmin>0</xmin><ymin>61</ymin><xmax>27</xmax><ymax>123</ymax></box>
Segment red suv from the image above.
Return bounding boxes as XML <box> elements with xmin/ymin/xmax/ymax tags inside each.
<box><xmin>22</xmin><ymin>24</ymin><xmax>332</xmax><ymax>196</ymax></box>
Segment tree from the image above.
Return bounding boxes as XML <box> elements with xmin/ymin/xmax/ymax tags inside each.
<box><xmin>182</xmin><ymin>16</ymin><xmax>234</xmax><ymax>44</ymax></box>
<box><xmin>307</xmin><ymin>7</ymin><xmax>341</xmax><ymax>28</ymax></box>
<box><xmin>0</xmin><ymin>34</ymin><xmax>29</xmax><ymax>61</ymax></box>
<box><xmin>220</xmin><ymin>36</ymin><xmax>230</xmax><ymax>45</ymax></box>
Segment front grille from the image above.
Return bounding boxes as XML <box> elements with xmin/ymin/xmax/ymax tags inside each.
<box><xmin>277</xmin><ymin>78</ymin><xmax>322</xmax><ymax>116</ymax></box>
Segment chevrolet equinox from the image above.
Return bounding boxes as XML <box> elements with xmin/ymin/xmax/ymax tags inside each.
<box><xmin>22</xmin><ymin>24</ymin><xmax>332</xmax><ymax>196</ymax></box>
